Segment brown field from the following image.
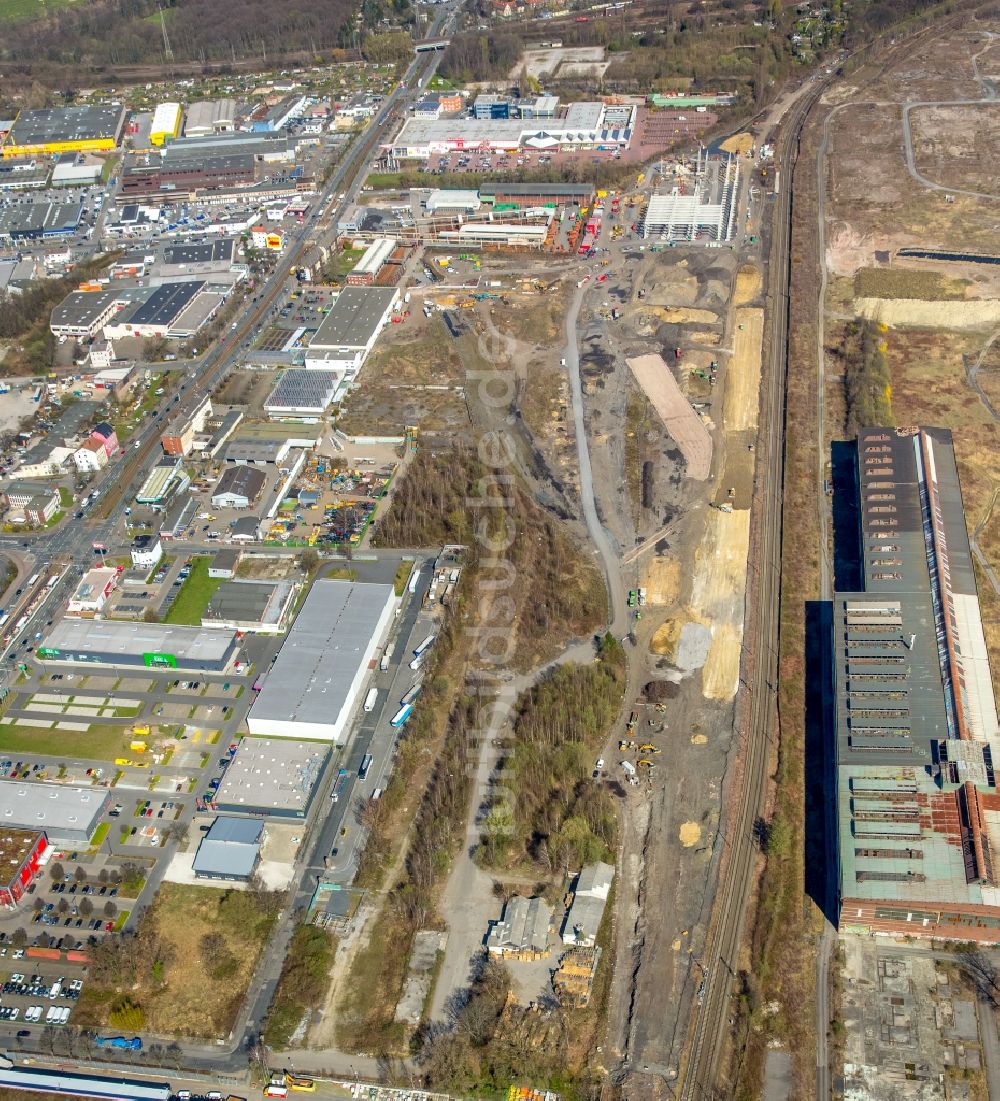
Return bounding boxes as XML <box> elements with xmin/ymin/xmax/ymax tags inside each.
<box><xmin>724</xmin><ymin>308</ymin><xmax>764</xmax><ymax>433</ymax></box>
<box><xmin>75</xmin><ymin>883</ymin><xmax>279</xmax><ymax>1038</ymax></box>
<box><xmin>336</xmin><ymin>316</ymin><xmax>469</xmax><ymax>437</ymax></box>
<box><xmin>732</xmin><ymin>264</ymin><xmax>762</xmax><ymax>306</ymax></box>
<box><xmin>909</xmin><ymin>103</ymin><xmax>1000</xmax><ymax>195</ymax></box>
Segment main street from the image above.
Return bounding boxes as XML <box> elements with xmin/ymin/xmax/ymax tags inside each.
<box><xmin>0</xmin><ymin>5</ymin><xmax>455</xmax><ymax>615</ymax></box>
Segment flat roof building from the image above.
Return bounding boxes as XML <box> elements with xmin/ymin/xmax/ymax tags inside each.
<box><xmin>38</xmin><ymin>618</ymin><xmax>237</xmax><ymax>671</ymax></box>
<box><xmin>3</xmin><ymin>104</ymin><xmax>127</xmax><ymax>158</ymax></box>
<box><xmin>50</xmin><ymin>289</ymin><xmax>120</xmax><ymax>339</ymax></box>
<box><xmin>105</xmin><ymin>280</ymin><xmax>205</xmax><ymax>340</ymax></box>
<box><xmin>192</xmin><ymin>816</ymin><xmax>263</xmax><ymax>881</ymax></box>
<box><xmin>0</xmin><ymin>201</ymin><xmax>82</xmax><ymax>244</ymax></box>
<box><xmin>0</xmin><ymin>829</ymin><xmax>49</xmax><ymax>910</ymax></box>
<box><xmin>202</xmin><ymin>580</ymin><xmax>295</xmax><ymax>634</ymax></box>
<box><xmin>478</xmin><ymin>181</ymin><xmax>594</xmax><ymax>208</ymax></box>
<box><xmin>214</xmin><ymin>737</ymin><xmax>329</xmax><ymax>819</ymax></box>
<box><xmin>425</xmin><ymin>189</ymin><xmax>481</xmax><ymax>214</ymax></box>
<box><xmin>834</xmin><ymin>427</ymin><xmax>1000</xmax><ymax>943</ymax></box>
<box><xmin>150</xmin><ymin>103</ymin><xmax>182</xmax><ymax>147</ymax></box>
<box><xmin>389</xmin><ymin>105</ymin><xmax>633</xmax><ymax>160</ymax></box>
<box><xmin>264</xmin><ymin>369</ymin><xmax>340</xmax><ymax>418</ymax></box>
<box><xmin>224</xmin><ymin>422</ymin><xmax>320</xmax><ymax>465</ymax></box>
<box><xmin>162</xmin><ymin>238</ymin><xmax>237</xmax><ymax>268</ymax></box>
<box><xmin>306</xmin><ymin>286</ymin><xmax>398</xmax><ymax>373</ymax></box>
<box><xmin>247</xmin><ymin>580</ymin><xmax>396</xmax><ymax>742</ymax></box>
<box><xmin>0</xmin><ymin>783</ymin><xmax>110</xmax><ymax>844</ymax></box>
<box><xmin>66</xmin><ymin>566</ymin><xmax>119</xmax><ymax>617</ymax></box>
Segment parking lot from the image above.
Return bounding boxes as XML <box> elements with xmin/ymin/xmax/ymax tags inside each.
<box><xmin>254</xmin><ymin>284</ymin><xmax>338</xmax><ymax>355</ymax></box>
<box><xmin>0</xmin><ymin>969</ymin><xmax>85</xmax><ymax>1027</ymax></box>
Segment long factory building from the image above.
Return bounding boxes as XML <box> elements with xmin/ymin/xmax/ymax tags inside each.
<box><xmin>247</xmin><ymin>579</ymin><xmax>396</xmax><ymax>743</ymax></box>
<box><xmin>834</xmin><ymin>426</ymin><xmax>1000</xmax><ymax>942</ymax></box>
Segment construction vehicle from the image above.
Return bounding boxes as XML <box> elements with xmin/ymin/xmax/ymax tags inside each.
<box><xmin>627</xmin><ymin>711</ymin><xmax>638</xmax><ymax>731</ymax></box>
<box><xmin>639</xmin><ymin>744</ymin><xmax>662</xmax><ymax>755</ymax></box>
<box><xmin>619</xmin><ymin>739</ymin><xmax>637</xmax><ymax>751</ymax></box>
<box><xmin>638</xmin><ymin>759</ymin><xmax>656</xmax><ymax>769</ymax></box>
<box><xmin>285</xmin><ymin>1074</ymin><xmax>316</xmax><ymax>1093</ymax></box>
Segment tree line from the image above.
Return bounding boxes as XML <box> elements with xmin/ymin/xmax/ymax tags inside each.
<box><xmin>835</xmin><ymin>319</ymin><xmax>894</xmax><ymax>437</ymax></box>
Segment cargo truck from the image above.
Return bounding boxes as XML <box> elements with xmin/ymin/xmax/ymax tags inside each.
<box><xmin>364</xmin><ymin>688</ymin><xmax>378</xmax><ymax>712</ymax></box>
<box><xmin>391</xmin><ymin>703</ymin><xmax>413</xmax><ymax>728</ymax></box>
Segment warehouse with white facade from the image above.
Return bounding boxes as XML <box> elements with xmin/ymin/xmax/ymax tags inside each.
<box><xmin>246</xmin><ymin>579</ymin><xmax>396</xmax><ymax>742</ymax></box>
<box><xmin>304</xmin><ymin>286</ymin><xmax>398</xmax><ymax>373</ymax></box>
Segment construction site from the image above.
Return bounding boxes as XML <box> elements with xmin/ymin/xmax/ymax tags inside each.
<box><xmin>316</xmin><ymin>140</ymin><xmax>768</xmax><ymax>1088</ymax></box>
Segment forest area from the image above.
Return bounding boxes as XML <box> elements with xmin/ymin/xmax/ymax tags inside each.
<box><xmin>441</xmin><ymin>0</ymin><xmax>948</xmax><ymax>99</ymax></box>
<box><xmin>372</xmin><ymin>447</ymin><xmax>605</xmax><ymax>670</ymax></box>
<box><xmin>833</xmin><ymin>318</ymin><xmax>894</xmax><ymax>436</ymax></box>
<box><xmin>477</xmin><ymin>635</ymin><xmax>625</xmax><ymax>874</ymax></box>
<box><xmin>0</xmin><ymin>262</ymin><xmax>110</xmax><ymax>376</ymax></box>
<box><xmin>0</xmin><ymin>0</ymin><xmax>398</xmax><ymax>82</ymax></box>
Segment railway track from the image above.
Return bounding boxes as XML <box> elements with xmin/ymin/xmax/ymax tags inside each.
<box><xmin>679</xmin><ymin>80</ymin><xmax>821</xmax><ymax>1100</ymax></box>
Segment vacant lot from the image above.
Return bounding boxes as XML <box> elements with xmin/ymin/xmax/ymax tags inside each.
<box><xmin>76</xmin><ymin>882</ymin><xmax>282</xmax><ymax>1038</ymax></box>
<box><xmin>165</xmin><ymin>557</ymin><xmax>222</xmax><ymax>625</ymax></box>
<box><xmin>336</xmin><ymin>317</ymin><xmax>469</xmax><ymax>437</ymax></box>
<box><xmin>909</xmin><ymin>103</ymin><xmax>1000</xmax><ymax>195</ymax></box>
<box><xmin>0</xmin><ymin>720</ymin><xmax>133</xmax><ymax>761</ymax></box>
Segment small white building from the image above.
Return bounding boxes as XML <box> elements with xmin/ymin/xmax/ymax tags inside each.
<box><xmin>88</xmin><ymin>339</ymin><xmax>115</xmax><ymax>370</ymax></box>
<box><xmin>561</xmin><ymin>861</ymin><xmax>614</xmax><ymax>948</ymax></box>
<box><xmin>66</xmin><ymin>567</ymin><xmax>119</xmax><ymax>617</ymax></box>
<box><xmin>130</xmin><ymin>534</ymin><xmax>163</xmax><ymax>570</ymax></box>
<box><xmin>72</xmin><ymin>438</ymin><xmax>109</xmax><ymax>474</ymax></box>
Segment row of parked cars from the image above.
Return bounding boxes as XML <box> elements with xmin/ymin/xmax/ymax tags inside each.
<box><xmin>51</xmin><ymin>882</ymin><xmax>117</xmax><ymax>896</ymax></box>
<box><xmin>26</xmin><ymin>1005</ymin><xmax>72</xmax><ymax>1024</ymax></box>
<box><xmin>3</xmin><ymin>974</ymin><xmax>82</xmax><ymax>999</ymax></box>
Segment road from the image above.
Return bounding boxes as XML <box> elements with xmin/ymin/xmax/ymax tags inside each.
<box><xmin>562</xmin><ymin>283</ymin><xmax>627</xmax><ymax>636</ymax></box>
<box><xmin>679</xmin><ymin>78</ymin><xmax>822</xmax><ymax>1101</ymax></box>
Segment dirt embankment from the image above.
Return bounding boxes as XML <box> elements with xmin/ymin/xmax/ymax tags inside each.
<box><xmin>855</xmin><ymin>297</ymin><xmax>1000</xmax><ymax>328</ymax></box>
